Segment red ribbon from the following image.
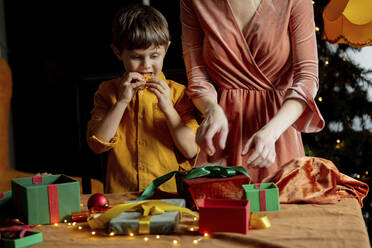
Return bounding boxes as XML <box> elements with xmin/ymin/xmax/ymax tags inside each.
<box><xmin>254</xmin><ymin>184</ymin><xmax>267</xmax><ymax>211</ymax></box>
<box><xmin>0</xmin><ymin>225</ymin><xmax>36</xmax><ymax>239</ymax></box>
<box><xmin>0</xmin><ymin>192</ymin><xmax>4</xmax><ymax>199</ymax></box>
<box><xmin>48</xmin><ymin>184</ymin><xmax>60</xmax><ymax>224</ymax></box>
<box><xmin>32</xmin><ymin>176</ymin><xmax>43</xmax><ymax>184</ymax></box>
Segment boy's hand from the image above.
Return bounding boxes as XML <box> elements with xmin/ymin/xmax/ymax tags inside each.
<box><xmin>118</xmin><ymin>72</ymin><xmax>145</xmax><ymax>104</ymax></box>
<box><xmin>146</xmin><ymin>78</ymin><xmax>173</xmax><ymax>113</ymax></box>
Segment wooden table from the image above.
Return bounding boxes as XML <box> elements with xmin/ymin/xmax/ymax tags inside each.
<box><xmin>2</xmin><ymin>193</ymin><xmax>370</xmax><ymax>248</ymax></box>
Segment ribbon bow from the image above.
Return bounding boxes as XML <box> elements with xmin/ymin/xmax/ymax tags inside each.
<box><xmin>0</xmin><ymin>225</ymin><xmax>36</xmax><ymax>239</ymax></box>
<box><xmin>137</xmin><ymin>165</ymin><xmax>252</xmax><ymax>201</ymax></box>
<box><xmin>87</xmin><ymin>200</ymin><xmax>199</xmax><ymax>230</ymax></box>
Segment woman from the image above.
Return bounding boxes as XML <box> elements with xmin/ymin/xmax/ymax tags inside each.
<box><xmin>180</xmin><ymin>0</ymin><xmax>325</xmax><ymax>182</ymax></box>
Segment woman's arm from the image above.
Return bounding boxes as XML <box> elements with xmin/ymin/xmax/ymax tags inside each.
<box><xmin>181</xmin><ymin>0</ymin><xmax>229</xmax><ymax>155</ymax></box>
<box><xmin>192</xmin><ymin>95</ymin><xmax>229</xmax><ymax>156</ymax></box>
<box><xmin>242</xmin><ymin>0</ymin><xmax>324</xmax><ymax>168</ymax></box>
<box><xmin>242</xmin><ymin>99</ymin><xmax>306</xmax><ymax>167</ymax></box>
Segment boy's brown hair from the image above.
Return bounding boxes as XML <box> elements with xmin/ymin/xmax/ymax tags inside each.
<box><xmin>112</xmin><ymin>4</ymin><xmax>170</xmax><ymax>53</ymax></box>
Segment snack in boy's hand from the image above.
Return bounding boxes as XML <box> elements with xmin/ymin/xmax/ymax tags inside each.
<box><xmin>142</xmin><ymin>73</ymin><xmax>152</xmax><ymax>82</ymax></box>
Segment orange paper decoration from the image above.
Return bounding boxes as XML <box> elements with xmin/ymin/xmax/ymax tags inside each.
<box><xmin>323</xmin><ymin>0</ymin><xmax>372</xmax><ymax>47</ymax></box>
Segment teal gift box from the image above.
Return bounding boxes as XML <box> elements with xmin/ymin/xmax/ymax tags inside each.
<box><xmin>11</xmin><ymin>175</ymin><xmax>81</xmax><ymax>225</ymax></box>
<box><xmin>108</xmin><ymin>199</ymin><xmax>185</xmax><ymax>235</ymax></box>
<box><xmin>243</xmin><ymin>183</ymin><xmax>280</xmax><ymax>212</ymax></box>
<box><xmin>0</xmin><ymin>231</ymin><xmax>43</xmax><ymax>248</ymax></box>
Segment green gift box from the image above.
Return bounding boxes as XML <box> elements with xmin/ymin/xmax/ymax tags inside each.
<box><xmin>108</xmin><ymin>199</ymin><xmax>185</xmax><ymax>235</ymax></box>
<box><xmin>243</xmin><ymin>183</ymin><xmax>280</xmax><ymax>212</ymax></box>
<box><xmin>0</xmin><ymin>231</ymin><xmax>43</xmax><ymax>248</ymax></box>
<box><xmin>11</xmin><ymin>175</ymin><xmax>81</xmax><ymax>225</ymax></box>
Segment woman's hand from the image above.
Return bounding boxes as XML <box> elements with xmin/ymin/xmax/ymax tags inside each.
<box><xmin>196</xmin><ymin>104</ymin><xmax>229</xmax><ymax>156</ymax></box>
<box><xmin>242</xmin><ymin>127</ymin><xmax>277</xmax><ymax>168</ymax></box>
<box><xmin>118</xmin><ymin>72</ymin><xmax>145</xmax><ymax>104</ymax></box>
<box><xmin>146</xmin><ymin>78</ymin><xmax>173</xmax><ymax>113</ymax></box>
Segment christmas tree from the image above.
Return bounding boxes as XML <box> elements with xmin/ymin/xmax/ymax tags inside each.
<box><xmin>304</xmin><ymin>0</ymin><xmax>372</xmax><ymax>235</ymax></box>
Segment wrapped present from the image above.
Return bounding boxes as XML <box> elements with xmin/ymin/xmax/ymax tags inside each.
<box><xmin>243</xmin><ymin>183</ymin><xmax>280</xmax><ymax>212</ymax></box>
<box><xmin>11</xmin><ymin>175</ymin><xmax>81</xmax><ymax>225</ymax></box>
<box><xmin>88</xmin><ymin>199</ymin><xmax>198</xmax><ymax>235</ymax></box>
<box><xmin>137</xmin><ymin>165</ymin><xmax>252</xmax><ymax>209</ymax></box>
<box><xmin>109</xmin><ymin>199</ymin><xmax>185</xmax><ymax>235</ymax></box>
<box><xmin>198</xmin><ymin>198</ymin><xmax>250</xmax><ymax>234</ymax></box>
<box><xmin>0</xmin><ymin>225</ymin><xmax>43</xmax><ymax>248</ymax></box>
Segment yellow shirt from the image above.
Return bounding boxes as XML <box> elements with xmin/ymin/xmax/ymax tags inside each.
<box><xmin>87</xmin><ymin>72</ymin><xmax>199</xmax><ymax>193</ymax></box>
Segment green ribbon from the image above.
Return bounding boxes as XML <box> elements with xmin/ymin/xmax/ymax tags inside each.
<box><xmin>137</xmin><ymin>165</ymin><xmax>252</xmax><ymax>201</ymax></box>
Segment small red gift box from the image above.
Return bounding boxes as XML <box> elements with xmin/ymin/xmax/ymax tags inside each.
<box><xmin>198</xmin><ymin>198</ymin><xmax>250</xmax><ymax>234</ymax></box>
<box><xmin>181</xmin><ymin>174</ymin><xmax>251</xmax><ymax>209</ymax></box>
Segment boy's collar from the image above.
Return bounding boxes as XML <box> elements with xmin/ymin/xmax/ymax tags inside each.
<box><xmin>156</xmin><ymin>72</ymin><xmax>166</xmax><ymax>81</ymax></box>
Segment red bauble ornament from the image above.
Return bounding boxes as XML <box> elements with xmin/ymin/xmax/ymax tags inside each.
<box><xmin>87</xmin><ymin>193</ymin><xmax>109</xmax><ymax>211</ymax></box>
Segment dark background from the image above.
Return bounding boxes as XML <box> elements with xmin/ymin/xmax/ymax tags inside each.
<box><xmin>4</xmin><ymin>0</ymin><xmax>186</xmax><ymax>181</ymax></box>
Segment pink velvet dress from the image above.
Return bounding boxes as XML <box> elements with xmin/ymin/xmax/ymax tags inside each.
<box><xmin>181</xmin><ymin>0</ymin><xmax>325</xmax><ymax>182</ymax></box>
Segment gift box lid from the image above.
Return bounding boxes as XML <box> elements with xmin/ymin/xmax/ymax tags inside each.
<box><xmin>11</xmin><ymin>174</ymin><xmax>81</xmax><ymax>225</ymax></box>
<box><xmin>183</xmin><ymin>174</ymin><xmax>250</xmax><ymax>185</ymax></box>
<box><xmin>0</xmin><ymin>231</ymin><xmax>43</xmax><ymax>248</ymax></box>
<box><xmin>242</xmin><ymin>182</ymin><xmax>278</xmax><ymax>191</ymax></box>
<box><xmin>180</xmin><ymin>175</ymin><xmax>251</xmax><ymax>209</ymax></box>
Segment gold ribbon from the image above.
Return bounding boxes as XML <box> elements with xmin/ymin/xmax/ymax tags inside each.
<box><xmin>250</xmin><ymin>213</ymin><xmax>271</xmax><ymax>229</ymax></box>
<box><xmin>87</xmin><ymin>200</ymin><xmax>199</xmax><ymax>232</ymax></box>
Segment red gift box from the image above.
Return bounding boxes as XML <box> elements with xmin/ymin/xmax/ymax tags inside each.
<box><xmin>198</xmin><ymin>198</ymin><xmax>250</xmax><ymax>234</ymax></box>
<box><xmin>181</xmin><ymin>174</ymin><xmax>251</xmax><ymax>209</ymax></box>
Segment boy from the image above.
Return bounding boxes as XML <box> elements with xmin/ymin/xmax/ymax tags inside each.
<box><xmin>87</xmin><ymin>4</ymin><xmax>199</xmax><ymax>193</ymax></box>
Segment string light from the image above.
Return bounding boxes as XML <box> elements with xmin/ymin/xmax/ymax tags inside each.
<box><xmin>325</xmin><ymin>60</ymin><xmax>329</xmax><ymax>65</ymax></box>
<box><xmin>109</xmin><ymin>232</ymin><xmax>115</xmax><ymax>236</ymax></box>
<box><xmin>64</xmin><ymin>219</ymin><xmax>68</xmax><ymax>223</ymax></box>
<box><xmin>78</xmin><ymin>226</ymin><xmax>83</xmax><ymax>230</ymax></box>
<box><xmin>318</xmin><ymin>97</ymin><xmax>323</xmax><ymax>102</ymax></box>
<box><xmin>189</xmin><ymin>227</ymin><xmax>195</xmax><ymax>231</ymax></box>
<box><xmin>129</xmin><ymin>233</ymin><xmax>134</xmax><ymax>237</ymax></box>
<box><xmin>144</xmin><ymin>237</ymin><xmax>149</xmax><ymax>242</ymax></box>
<box><xmin>91</xmin><ymin>231</ymin><xmax>96</xmax><ymax>236</ymax></box>
<box><xmin>312</xmin><ymin>0</ymin><xmax>315</xmax><ymax>4</ymax></box>
<box><xmin>72</xmin><ymin>222</ymin><xmax>77</xmax><ymax>226</ymax></box>
<box><xmin>366</xmin><ymin>171</ymin><xmax>369</xmax><ymax>175</ymax></box>
<box><xmin>342</xmin><ymin>57</ymin><xmax>346</xmax><ymax>61</ymax></box>
<box><xmin>336</xmin><ymin>139</ymin><xmax>341</xmax><ymax>144</ymax></box>
<box><xmin>54</xmin><ymin>223</ymin><xmax>59</xmax><ymax>227</ymax></box>
<box><xmin>315</xmin><ymin>26</ymin><xmax>320</xmax><ymax>32</ymax></box>
<box><xmin>173</xmin><ymin>239</ymin><xmax>179</xmax><ymax>245</ymax></box>
<box><xmin>193</xmin><ymin>239</ymin><xmax>199</xmax><ymax>244</ymax></box>
<box><xmin>203</xmin><ymin>233</ymin><xmax>209</xmax><ymax>237</ymax></box>
<box><xmin>156</xmin><ymin>235</ymin><xmax>160</xmax><ymax>239</ymax></box>
<box><xmin>68</xmin><ymin>223</ymin><xmax>72</xmax><ymax>226</ymax></box>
